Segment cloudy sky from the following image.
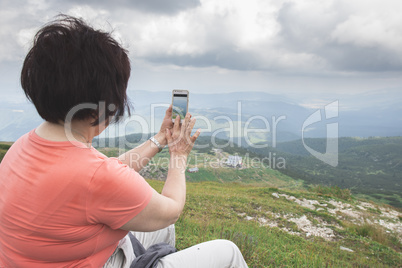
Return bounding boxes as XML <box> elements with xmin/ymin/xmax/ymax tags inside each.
<box><xmin>1</xmin><ymin>0</ymin><xmax>401</xmax><ymax>109</ymax></box>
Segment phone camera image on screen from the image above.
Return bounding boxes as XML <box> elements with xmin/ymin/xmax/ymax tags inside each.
<box><xmin>172</xmin><ymin>91</ymin><xmax>188</xmax><ymax>121</ymax></box>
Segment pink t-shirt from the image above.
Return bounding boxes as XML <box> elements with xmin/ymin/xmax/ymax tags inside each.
<box><xmin>0</xmin><ymin>130</ymin><xmax>153</xmax><ymax>267</ymax></box>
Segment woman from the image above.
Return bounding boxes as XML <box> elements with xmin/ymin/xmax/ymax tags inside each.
<box><xmin>0</xmin><ymin>15</ymin><xmax>248</xmax><ymax>267</ymax></box>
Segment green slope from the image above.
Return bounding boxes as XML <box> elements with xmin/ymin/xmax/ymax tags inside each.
<box><xmin>148</xmin><ymin>179</ymin><xmax>401</xmax><ymax>267</ymax></box>
<box><xmin>0</xmin><ymin>142</ymin><xmax>12</xmax><ymax>163</ymax></box>
<box><xmin>248</xmin><ymin>137</ymin><xmax>402</xmax><ymax>208</ymax></box>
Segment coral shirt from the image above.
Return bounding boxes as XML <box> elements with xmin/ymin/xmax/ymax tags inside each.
<box><xmin>0</xmin><ymin>130</ymin><xmax>153</xmax><ymax>267</ymax></box>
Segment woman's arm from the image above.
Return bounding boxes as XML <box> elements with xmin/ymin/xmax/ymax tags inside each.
<box><xmin>120</xmin><ymin>113</ymin><xmax>200</xmax><ymax>231</ymax></box>
<box><xmin>118</xmin><ymin>106</ymin><xmax>173</xmax><ymax>172</ymax></box>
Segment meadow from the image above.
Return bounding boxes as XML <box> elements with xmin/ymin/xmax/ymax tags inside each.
<box><xmin>148</xmin><ymin>180</ymin><xmax>401</xmax><ymax>267</ymax></box>
<box><xmin>1</xmin><ymin>141</ymin><xmax>401</xmax><ymax>267</ymax></box>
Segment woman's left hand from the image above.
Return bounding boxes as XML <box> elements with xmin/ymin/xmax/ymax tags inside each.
<box><xmin>155</xmin><ymin>105</ymin><xmax>174</xmax><ymax>146</ymax></box>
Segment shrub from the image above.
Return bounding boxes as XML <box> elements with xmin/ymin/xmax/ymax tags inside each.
<box><xmin>0</xmin><ymin>144</ymin><xmax>11</xmax><ymax>150</ymax></box>
<box><xmin>309</xmin><ymin>185</ymin><xmax>351</xmax><ymax>200</ymax></box>
<box><xmin>347</xmin><ymin>222</ymin><xmax>401</xmax><ymax>251</ymax></box>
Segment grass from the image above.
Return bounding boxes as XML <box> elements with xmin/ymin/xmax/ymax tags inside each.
<box><xmin>147</xmin><ymin>179</ymin><xmax>402</xmax><ymax>267</ymax></box>
<box><xmin>308</xmin><ymin>184</ymin><xmax>352</xmax><ymax>200</ymax></box>
<box><xmin>0</xmin><ymin>142</ymin><xmax>12</xmax><ymax>162</ymax></box>
<box><xmin>346</xmin><ymin>222</ymin><xmax>402</xmax><ymax>252</ymax></box>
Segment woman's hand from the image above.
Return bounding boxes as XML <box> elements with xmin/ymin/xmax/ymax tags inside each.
<box><xmin>121</xmin><ymin>113</ymin><xmax>200</xmax><ymax>233</ymax></box>
<box><xmin>166</xmin><ymin>113</ymin><xmax>200</xmax><ymax>157</ymax></box>
<box><xmin>154</xmin><ymin>105</ymin><xmax>174</xmax><ymax>146</ymax></box>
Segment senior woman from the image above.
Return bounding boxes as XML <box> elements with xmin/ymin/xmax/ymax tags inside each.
<box><xmin>0</xmin><ymin>15</ymin><xmax>248</xmax><ymax>267</ymax></box>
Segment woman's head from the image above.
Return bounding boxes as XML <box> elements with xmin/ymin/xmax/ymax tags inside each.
<box><xmin>21</xmin><ymin>14</ymin><xmax>131</xmax><ymax>126</ymax></box>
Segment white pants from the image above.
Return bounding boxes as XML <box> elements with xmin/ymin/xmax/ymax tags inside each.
<box><xmin>104</xmin><ymin>225</ymin><xmax>249</xmax><ymax>268</ymax></box>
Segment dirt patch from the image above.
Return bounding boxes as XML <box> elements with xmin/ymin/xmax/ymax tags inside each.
<box><xmin>239</xmin><ymin>212</ymin><xmax>339</xmax><ymax>241</ymax></box>
<box><xmin>240</xmin><ymin>193</ymin><xmax>402</xmax><ymax>242</ymax></box>
<box><xmin>288</xmin><ymin>215</ymin><xmax>336</xmax><ymax>241</ymax></box>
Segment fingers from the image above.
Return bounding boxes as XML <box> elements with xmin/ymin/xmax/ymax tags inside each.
<box><xmin>165</xmin><ymin>128</ymin><xmax>172</xmax><ymax>143</ymax></box>
<box><xmin>165</xmin><ymin>104</ymin><xmax>172</xmax><ymax>117</ymax></box>
<box><xmin>169</xmin><ymin>113</ymin><xmax>199</xmax><ymax>153</ymax></box>
<box><xmin>191</xmin><ymin>128</ymin><xmax>201</xmax><ymax>143</ymax></box>
<box><xmin>185</xmin><ymin>117</ymin><xmax>200</xmax><ymax>144</ymax></box>
<box><xmin>181</xmin><ymin>113</ymin><xmax>191</xmax><ymax>136</ymax></box>
<box><xmin>173</xmin><ymin>115</ymin><xmax>181</xmax><ymax>134</ymax></box>
<box><xmin>186</xmin><ymin>117</ymin><xmax>196</xmax><ymax>135</ymax></box>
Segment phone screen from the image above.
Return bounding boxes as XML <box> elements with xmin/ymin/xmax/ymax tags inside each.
<box><xmin>172</xmin><ymin>91</ymin><xmax>188</xmax><ymax>121</ymax></box>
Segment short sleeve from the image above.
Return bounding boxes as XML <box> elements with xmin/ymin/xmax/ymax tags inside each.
<box><xmin>86</xmin><ymin>158</ymin><xmax>153</xmax><ymax>229</ymax></box>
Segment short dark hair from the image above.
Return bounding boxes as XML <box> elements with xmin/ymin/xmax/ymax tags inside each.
<box><xmin>21</xmin><ymin>14</ymin><xmax>131</xmax><ymax>125</ymax></box>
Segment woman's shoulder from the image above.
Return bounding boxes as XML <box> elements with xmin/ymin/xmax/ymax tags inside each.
<box><xmin>92</xmin><ymin>154</ymin><xmax>133</xmax><ymax>178</ymax></box>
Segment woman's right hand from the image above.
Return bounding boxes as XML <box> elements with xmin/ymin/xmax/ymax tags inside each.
<box><xmin>122</xmin><ymin>113</ymin><xmax>200</xmax><ymax>233</ymax></box>
<box><xmin>166</xmin><ymin>113</ymin><xmax>200</xmax><ymax>157</ymax></box>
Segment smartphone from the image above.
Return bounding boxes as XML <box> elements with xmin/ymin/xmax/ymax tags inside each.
<box><xmin>172</xmin><ymin>89</ymin><xmax>189</xmax><ymax>122</ymax></box>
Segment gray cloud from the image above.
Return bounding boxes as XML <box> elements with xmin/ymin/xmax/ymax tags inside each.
<box><xmin>64</xmin><ymin>0</ymin><xmax>201</xmax><ymax>14</ymax></box>
<box><xmin>276</xmin><ymin>1</ymin><xmax>402</xmax><ymax>72</ymax></box>
<box><xmin>124</xmin><ymin>0</ymin><xmax>402</xmax><ymax>74</ymax></box>
<box><xmin>145</xmin><ymin>50</ymin><xmax>260</xmax><ymax>71</ymax></box>
<box><xmin>129</xmin><ymin>0</ymin><xmax>201</xmax><ymax>14</ymax></box>
<box><xmin>3</xmin><ymin>0</ymin><xmax>402</xmax><ymax>74</ymax></box>
<box><xmin>320</xmin><ymin>44</ymin><xmax>402</xmax><ymax>72</ymax></box>
<box><xmin>1</xmin><ymin>0</ymin><xmax>402</xmax><ymax>102</ymax></box>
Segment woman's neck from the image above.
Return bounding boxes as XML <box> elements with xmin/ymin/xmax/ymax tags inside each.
<box><xmin>35</xmin><ymin>120</ymin><xmax>95</xmax><ymax>147</ymax></box>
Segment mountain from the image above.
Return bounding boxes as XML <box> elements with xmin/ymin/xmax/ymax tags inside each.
<box><xmin>94</xmin><ymin>134</ymin><xmax>402</xmax><ymax>208</ymax></box>
<box><xmin>1</xmin><ymin>90</ymin><xmax>401</xmax><ymax>141</ymax></box>
<box><xmin>247</xmin><ymin>137</ymin><xmax>402</xmax><ymax>208</ymax></box>
<box><xmin>0</xmin><ymin>101</ymin><xmax>43</xmax><ymax>142</ymax></box>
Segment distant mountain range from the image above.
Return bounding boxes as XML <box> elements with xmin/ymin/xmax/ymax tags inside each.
<box><xmin>0</xmin><ymin>90</ymin><xmax>401</xmax><ymax>141</ymax></box>
<box><xmin>94</xmin><ymin>133</ymin><xmax>402</xmax><ymax>207</ymax></box>
<box><xmin>0</xmin><ymin>101</ymin><xmax>43</xmax><ymax>142</ymax></box>
<box><xmin>249</xmin><ymin>137</ymin><xmax>402</xmax><ymax>208</ymax></box>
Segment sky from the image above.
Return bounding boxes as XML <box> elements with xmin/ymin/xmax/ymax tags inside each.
<box><xmin>0</xmin><ymin>0</ymin><xmax>402</xmax><ymax>110</ymax></box>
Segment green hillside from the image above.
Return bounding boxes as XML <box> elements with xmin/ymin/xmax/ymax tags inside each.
<box><xmin>95</xmin><ymin>134</ymin><xmax>402</xmax><ymax>207</ymax></box>
<box><xmin>3</xmin><ymin>135</ymin><xmax>402</xmax><ymax>208</ymax></box>
<box><xmin>146</xmin><ymin>148</ymin><xmax>301</xmax><ymax>187</ymax></box>
<box><xmin>148</xmin><ymin>179</ymin><xmax>401</xmax><ymax>267</ymax></box>
<box><xmin>0</xmin><ymin>142</ymin><xmax>12</xmax><ymax>162</ymax></box>
<box><xmin>248</xmin><ymin>137</ymin><xmax>402</xmax><ymax>208</ymax></box>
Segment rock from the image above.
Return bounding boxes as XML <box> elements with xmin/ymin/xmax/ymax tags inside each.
<box><xmin>245</xmin><ymin>216</ymin><xmax>254</xmax><ymax>221</ymax></box>
<box><xmin>306</xmin><ymin>199</ymin><xmax>320</xmax><ymax>206</ymax></box>
<box><xmin>272</xmin><ymin>193</ymin><xmax>280</xmax><ymax>199</ymax></box>
<box><xmin>356</xmin><ymin>205</ymin><xmax>366</xmax><ymax>210</ymax></box>
<box><xmin>340</xmin><ymin>246</ymin><xmax>354</xmax><ymax>252</ymax></box>
<box><xmin>289</xmin><ymin>215</ymin><xmax>336</xmax><ymax>241</ymax></box>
